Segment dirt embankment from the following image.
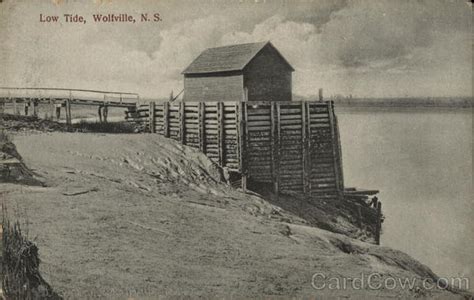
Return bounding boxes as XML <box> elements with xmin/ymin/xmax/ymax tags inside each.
<box><xmin>0</xmin><ymin>132</ymin><xmax>43</xmax><ymax>186</ymax></box>
<box><xmin>0</xmin><ymin>127</ymin><xmax>471</xmax><ymax>298</ymax></box>
<box><xmin>0</xmin><ymin>114</ymin><xmax>70</xmax><ymax>133</ymax></box>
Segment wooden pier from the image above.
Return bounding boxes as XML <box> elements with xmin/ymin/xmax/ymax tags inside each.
<box><xmin>0</xmin><ymin>87</ymin><xmax>138</xmax><ymax>124</ymax></box>
<box><xmin>0</xmin><ymin>86</ymin><xmax>383</xmax><ymax>243</ymax></box>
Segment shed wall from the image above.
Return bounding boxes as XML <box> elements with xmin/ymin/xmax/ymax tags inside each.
<box><xmin>183</xmin><ymin>73</ymin><xmax>243</xmax><ymax>102</ymax></box>
<box><xmin>243</xmin><ymin>46</ymin><xmax>292</xmax><ymax>102</ymax></box>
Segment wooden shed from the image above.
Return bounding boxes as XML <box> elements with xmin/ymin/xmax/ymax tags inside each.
<box><xmin>182</xmin><ymin>41</ymin><xmax>294</xmax><ymax>102</ymax></box>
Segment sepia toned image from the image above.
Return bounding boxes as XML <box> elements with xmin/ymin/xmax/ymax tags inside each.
<box><xmin>0</xmin><ymin>0</ymin><xmax>472</xmax><ymax>299</ymax></box>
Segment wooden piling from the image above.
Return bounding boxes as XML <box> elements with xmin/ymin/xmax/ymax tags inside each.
<box><xmin>33</xmin><ymin>99</ymin><xmax>38</xmax><ymax>117</ymax></box>
<box><xmin>67</xmin><ymin>91</ymin><xmax>73</xmax><ymax>125</ymax></box>
<box><xmin>241</xmin><ymin>173</ymin><xmax>248</xmax><ymax>192</ymax></box>
<box><xmin>163</xmin><ymin>102</ymin><xmax>169</xmax><ymax>138</ymax></box>
<box><xmin>334</xmin><ymin>113</ymin><xmax>345</xmax><ymax>191</ymax></box>
<box><xmin>98</xmin><ymin>105</ymin><xmax>103</xmax><ymax>123</ymax></box>
<box><xmin>50</xmin><ymin>99</ymin><xmax>55</xmax><ymax>120</ymax></box>
<box><xmin>306</xmin><ymin>102</ymin><xmax>312</xmax><ymax>197</ymax></box>
<box><xmin>241</xmin><ymin>102</ymin><xmax>248</xmax><ymax>192</ymax></box>
<box><xmin>301</xmin><ymin>101</ymin><xmax>308</xmax><ymax>196</ymax></box>
<box><xmin>149</xmin><ymin>101</ymin><xmax>156</xmax><ymax>133</ymax></box>
<box><xmin>7</xmin><ymin>92</ymin><xmax>11</xmax><ymax>114</ymax></box>
<box><xmin>236</xmin><ymin>102</ymin><xmax>242</xmax><ymax>168</ymax></box>
<box><xmin>65</xmin><ymin>99</ymin><xmax>72</xmax><ymax>125</ymax></box>
<box><xmin>270</xmin><ymin>102</ymin><xmax>279</xmax><ymax>195</ymax></box>
<box><xmin>328</xmin><ymin>101</ymin><xmax>342</xmax><ymax>198</ymax></box>
<box><xmin>217</xmin><ymin>102</ymin><xmax>224</xmax><ymax>165</ymax></box>
<box><xmin>198</xmin><ymin>102</ymin><xmax>204</xmax><ymax>151</ymax></box>
<box><xmin>103</xmin><ymin>103</ymin><xmax>108</xmax><ymax>123</ymax></box>
<box><xmin>179</xmin><ymin>102</ymin><xmax>185</xmax><ymax>143</ymax></box>
<box><xmin>200</xmin><ymin>102</ymin><xmax>207</xmax><ymax>153</ymax></box>
<box><xmin>375</xmin><ymin>202</ymin><xmax>382</xmax><ymax>245</ymax></box>
<box><xmin>275</xmin><ymin>103</ymin><xmax>281</xmax><ymax>193</ymax></box>
<box><xmin>12</xmin><ymin>98</ymin><xmax>17</xmax><ymax>115</ymax></box>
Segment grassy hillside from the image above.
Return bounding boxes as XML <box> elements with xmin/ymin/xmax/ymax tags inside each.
<box><xmin>0</xmin><ymin>132</ymin><xmax>470</xmax><ymax>299</ymax></box>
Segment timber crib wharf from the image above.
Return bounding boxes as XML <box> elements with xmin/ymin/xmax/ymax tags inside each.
<box><xmin>127</xmin><ymin>100</ymin><xmax>345</xmax><ymax>198</ymax></box>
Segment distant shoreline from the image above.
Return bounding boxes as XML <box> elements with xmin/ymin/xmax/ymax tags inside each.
<box><xmin>334</xmin><ymin>105</ymin><xmax>472</xmax><ymax>114</ymax></box>
<box><xmin>330</xmin><ymin>97</ymin><xmax>472</xmax><ymax>109</ymax></box>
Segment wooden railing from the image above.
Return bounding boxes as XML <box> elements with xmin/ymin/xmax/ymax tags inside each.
<box><xmin>0</xmin><ymin>86</ymin><xmax>139</xmax><ymax>124</ymax></box>
<box><xmin>126</xmin><ymin>100</ymin><xmax>344</xmax><ymax>198</ymax></box>
<box><xmin>0</xmin><ymin>86</ymin><xmax>139</xmax><ymax>104</ymax></box>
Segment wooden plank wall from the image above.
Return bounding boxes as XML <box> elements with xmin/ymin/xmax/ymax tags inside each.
<box><xmin>141</xmin><ymin>101</ymin><xmax>240</xmax><ymax>171</ymax></box>
<box><xmin>127</xmin><ymin>100</ymin><xmax>343</xmax><ymax>198</ymax></box>
<box><xmin>308</xmin><ymin>102</ymin><xmax>340</xmax><ymax>198</ymax></box>
<box><xmin>277</xmin><ymin>103</ymin><xmax>305</xmax><ymax>194</ymax></box>
<box><xmin>246</xmin><ymin>103</ymin><xmax>273</xmax><ymax>183</ymax></box>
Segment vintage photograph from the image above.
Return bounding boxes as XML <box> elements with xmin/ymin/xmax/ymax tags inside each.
<box><xmin>0</xmin><ymin>0</ymin><xmax>472</xmax><ymax>298</ymax></box>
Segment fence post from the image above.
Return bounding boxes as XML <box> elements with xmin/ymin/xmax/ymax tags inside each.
<box><xmin>375</xmin><ymin>202</ymin><xmax>382</xmax><ymax>245</ymax></box>
<box><xmin>163</xmin><ymin>102</ymin><xmax>169</xmax><ymax>138</ymax></box>
<box><xmin>179</xmin><ymin>101</ymin><xmax>185</xmax><ymax>144</ymax></box>
<box><xmin>149</xmin><ymin>101</ymin><xmax>156</xmax><ymax>133</ymax></box>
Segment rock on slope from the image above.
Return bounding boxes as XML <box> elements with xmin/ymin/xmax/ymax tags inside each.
<box><xmin>0</xmin><ymin>132</ymin><xmax>469</xmax><ymax>299</ymax></box>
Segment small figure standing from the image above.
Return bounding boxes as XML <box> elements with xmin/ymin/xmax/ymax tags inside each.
<box><xmin>24</xmin><ymin>102</ymin><xmax>30</xmax><ymax>116</ymax></box>
<box><xmin>103</xmin><ymin>105</ymin><xmax>108</xmax><ymax>123</ymax></box>
<box><xmin>98</xmin><ymin>105</ymin><xmax>103</xmax><ymax>123</ymax></box>
<box><xmin>32</xmin><ymin>99</ymin><xmax>39</xmax><ymax>117</ymax></box>
<box><xmin>55</xmin><ymin>103</ymin><xmax>62</xmax><ymax>120</ymax></box>
<box><xmin>370</xmin><ymin>196</ymin><xmax>379</xmax><ymax>208</ymax></box>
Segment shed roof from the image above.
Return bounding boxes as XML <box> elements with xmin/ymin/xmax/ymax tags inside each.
<box><xmin>182</xmin><ymin>41</ymin><xmax>294</xmax><ymax>75</ymax></box>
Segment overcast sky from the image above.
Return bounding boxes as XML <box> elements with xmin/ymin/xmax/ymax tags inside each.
<box><xmin>0</xmin><ymin>0</ymin><xmax>472</xmax><ymax>98</ymax></box>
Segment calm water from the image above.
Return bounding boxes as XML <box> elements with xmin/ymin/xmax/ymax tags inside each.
<box><xmin>336</xmin><ymin>107</ymin><xmax>473</xmax><ymax>286</ymax></box>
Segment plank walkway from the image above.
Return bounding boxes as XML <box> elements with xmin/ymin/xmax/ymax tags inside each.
<box><xmin>0</xmin><ymin>87</ymin><xmax>139</xmax><ymax>124</ymax></box>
